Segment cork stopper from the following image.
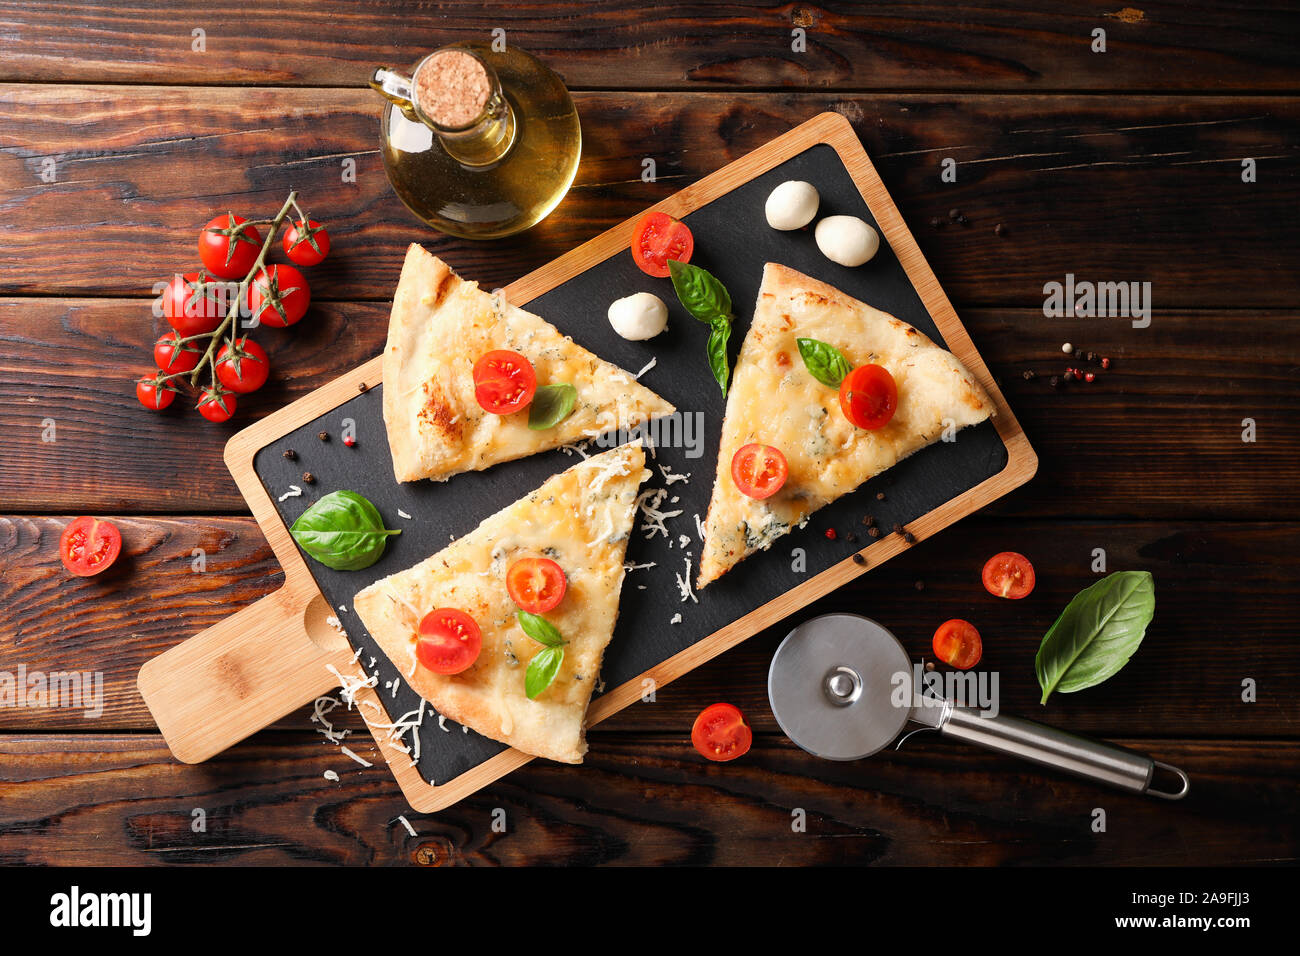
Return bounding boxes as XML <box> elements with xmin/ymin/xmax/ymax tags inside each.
<box><xmin>413</xmin><ymin>50</ymin><xmax>492</xmax><ymax>128</ymax></box>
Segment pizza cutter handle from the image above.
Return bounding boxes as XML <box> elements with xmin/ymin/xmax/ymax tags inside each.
<box><xmin>941</xmin><ymin>707</ymin><xmax>1190</xmax><ymax>799</ymax></box>
<box><xmin>137</xmin><ymin>590</ymin><xmax>354</xmax><ymax>763</ymax></box>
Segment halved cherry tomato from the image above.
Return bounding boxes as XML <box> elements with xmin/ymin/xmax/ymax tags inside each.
<box><xmin>199</xmin><ymin>213</ymin><xmax>262</xmax><ymax>279</ymax></box>
<box><xmin>630</xmin><ymin>211</ymin><xmax>694</xmax><ymax>278</ymax></box>
<box><xmin>196</xmin><ymin>387</ymin><xmax>236</xmax><ymax>423</ymax></box>
<box><xmin>731</xmin><ymin>443</ymin><xmax>788</xmax><ymax>500</ymax></box>
<box><xmin>839</xmin><ymin>364</ymin><xmax>898</xmax><ymax>430</ymax></box>
<box><xmin>282</xmin><ymin>219</ymin><xmax>330</xmax><ymax>267</ymax></box>
<box><xmin>216</xmin><ymin>337</ymin><xmax>270</xmax><ymax>394</ymax></box>
<box><xmin>247</xmin><ymin>264</ymin><xmax>310</xmax><ymax>328</ymax></box>
<box><xmin>136</xmin><ymin>374</ymin><xmax>177</xmax><ymax>411</ymax></box>
<box><xmin>59</xmin><ymin>516</ymin><xmax>122</xmax><ymax>577</ymax></box>
<box><xmin>161</xmin><ymin>271</ymin><xmax>223</xmax><ymax>338</ymax></box>
<box><xmin>154</xmin><ymin>330</ymin><xmax>200</xmax><ymax>375</ymax></box>
<box><xmin>507</xmin><ymin>557</ymin><xmax>567</xmax><ymax>614</ymax></box>
<box><xmin>691</xmin><ymin>702</ymin><xmax>752</xmax><ymax>762</ymax></box>
<box><xmin>416</xmin><ymin>608</ymin><xmax>482</xmax><ymax>675</ymax></box>
<box><xmin>472</xmin><ymin>349</ymin><xmax>536</xmax><ymax>414</ymax></box>
<box><xmin>982</xmin><ymin>551</ymin><xmax>1036</xmax><ymax>600</ymax></box>
<box><xmin>933</xmin><ymin>619</ymin><xmax>983</xmax><ymax>670</ymax></box>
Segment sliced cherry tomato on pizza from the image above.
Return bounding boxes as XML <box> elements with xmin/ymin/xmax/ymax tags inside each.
<box><xmin>153</xmin><ymin>330</ymin><xmax>200</xmax><ymax>375</ymax></box>
<box><xmin>691</xmin><ymin>702</ymin><xmax>753</xmax><ymax>762</ymax></box>
<box><xmin>472</xmin><ymin>349</ymin><xmax>537</xmax><ymax>414</ymax></box>
<box><xmin>839</xmin><ymin>364</ymin><xmax>898</xmax><ymax>430</ymax></box>
<box><xmin>506</xmin><ymin>557</ymin><xmax>567</xmax><ymax>614</ymax></box>
<box><xmin>247</xmin><ymin>264</ymin><xmax>310</xmax><ymax>328</ymax></box>
<box><xmin>731</xmin><ymin>443</ymin><xmax>788</xmax><ymax>500</ymax></box>
<box><xmin>59</xmin><ymin>516</ymin><xmax>122</xmax><ymax>577</ymax></box>
<box><xmin>630</xmin><ymin>211</ymin><xmax>694</xmax><ymax>278</ymax></box>
<box><xmin>161</xmin><ymin>271</ymin><xmax>223</xmax><ymax>338</ymax></box>
<box><xmin>981</xmin><ymin>551</ymin><xmax>1036</xmax><ymax>600</ymax></box>
<box><xmin>282</xmin><ymin>218</ymin><xmax>330</xmax><ymax>267</ymax></box>
<box><xmin>416</xmin><ymin>608</ymin><xmax>483</xmax><ymax>675</ymax></box>
<box><xmin>196</xmin><ymin>387</ymin><xmax>236</xmax><ymax>423</ymax></box>
<box><xmin>216</xmin><ymin>337</ymin><xmax>270</xmax><ymax>394</ymax></box>
<box><xmin>933</xmin><ymin>619</ymin><xmax>983</xmax><ymax>670</ymax></box>
<box><xmin>199</xmin><ymin>213</ymin><xmax>262</xmax><ymax>279</ymax></box>
<box><xmin>136</xmin><ymin>374</ymin><xmax>177</xmax><ymax>411</ymax></box>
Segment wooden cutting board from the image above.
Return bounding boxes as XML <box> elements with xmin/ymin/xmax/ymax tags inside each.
<box><xmin>138</xmin><ymin>112</ymin><xmax>1037</xmax><ymax>812</ymax></box>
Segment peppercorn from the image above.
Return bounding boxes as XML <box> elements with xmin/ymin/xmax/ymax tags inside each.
<box><xmin>868</xmin><ymin>527</ymin><xmax>881</xmax><ymax>538</ymax></box>
<box><xmin>358</xmin><ymin>382</ymin><xmax>369</xmax><ymax>393</ymax></box>
<box><xmin>1063</xmin><ymin>370</ymin><xmax>1074</xmax><ymax>383</ymax></box>
<box><xmin>282</xmin><ymin>449</ymin><xmax>297</xmax><ymax>461</ymax></box>
<box><xmin>846</xmin><ymin>532</ymin><xmax>858</xmax><ymax>543</ymax></box>
<box><xmin>876</xmin><ymin>491</ymin><xmax>886</xmax><ymax>501</ymax></box>
<box><xmin>903</xmin><ymin>531</ymin><xmax>916</xmax><ymax>544</ymax></box>
<box><xmin>924</xmin><ymin>661</ymin><xmax>936</xmax><ymax>672</ymax></box>
<box><xmin>1086</xmin><ymin>351</ymin><xmax>1098</xmax><ymax>364</ymax></box>
<box><xmin>948</xmin><ymin>208</ymin><xmax>960</xmax><ymax>221</ymax></box>
<box><xmin>957</xmin><ymin>215</ymin><xmax>969</xmax><ymax>226</ymax></box>
<box><xmin>1022</xmin><ymin>369</ymin><xmax>1036</xmax><ymax>381</ymax></box>
<box><xmin>1049</xmin><ymin>375</ymin><xmax>1061</xmax><ymax>389</ymax></box>
<box><xmin>852</xmin><ymin>553</ymin><xmax>866</xmax><ymax>566</ymax></box>
<box><xmin>929</xmin><ymin>216</ymin><xmax>943</xmax><ymax>228</ymax></box>
<box><xmin>318</xmin><ymin>431</ymin><xmax>329</xmax><ymax>442</ymax></box>
<box><xmin>914</xmin><ymin>580</ymin><xmax>925</xmax><ymax>591</ymax></box>
<box><xmin>302</xmin><ymin>471</ymin><xmax>315</xmax><ymax>484</ymax></box>
<box><xmin>861</xmin><ymin>514</ymin><xmax>875</xmax><ymax>526</ymax></box>
<box><xmin>892</xmin><ymin>523</ymin><xmax>903</xmax><ymax>534</ymax></box>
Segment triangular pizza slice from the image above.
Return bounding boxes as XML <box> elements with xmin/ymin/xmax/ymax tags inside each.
<box><xmin>697</xmin><ymin>263</ymin><xmax>995</xmax><ymax>588</ymax></box>
<box><xmin>383</xmin><ymin>244</ymin><xmax>675</xmax><ymax>482</ymax></box>
<box><xmin>352</xmin><ymin>442</ymin><xmax>650</xmax><ymax>764</ymax></box>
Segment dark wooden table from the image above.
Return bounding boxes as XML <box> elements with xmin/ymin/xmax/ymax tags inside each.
<box><xmin>1</xmin><ymin>2</ymin><xmax>1297</xmax><ymax>866</ymax></box>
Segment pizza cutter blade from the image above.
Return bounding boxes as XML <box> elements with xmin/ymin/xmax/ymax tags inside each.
<box><xmin>767</xmin><ymin>613</ymin><xmax>1190</xmax><ymax>798</ymax></box>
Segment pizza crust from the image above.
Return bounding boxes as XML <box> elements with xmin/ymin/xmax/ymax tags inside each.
<box><xmin>697</xmin><ymin>263</ymin><xmax>994</xmax><ymax>588</ymax></box>
<box><xmin>352</xmin><ymin>442</ymin><xmax>650</xmax><ymax>764</ymax></box>
<box><xmin>383</xmin><ymin>245</ymin><xmax>675</xmax><ymax>483</ymax></box>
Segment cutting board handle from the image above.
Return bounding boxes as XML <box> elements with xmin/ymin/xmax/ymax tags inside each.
<box><xmin>138</xmin><ymin>588</ymin><xmax>355</xmax><ymax>763</ymax></box>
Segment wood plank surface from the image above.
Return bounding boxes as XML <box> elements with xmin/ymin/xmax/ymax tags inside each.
<box><xmin>3</xmin><ymin>301</ymin><xmax>1295</xmax><ymax>518</ymax></box>
<box><xmin>0</xmin><ymin>733</ymin><xmax>1292</xmax><ymax>865</ymax></box>
<box><xmin>4</xmin><ymin>514</ymin><xmax>1295</xmax><ymax>737</ymax></box>
<box><xmin>2</xmin><ymin>89</ymin><xmax>1297</xmax><ymax>308</ymax></box>
<box><xmin>2</xmin><ymin>2</ymin><xmax>1297</xmax><ymax>92</ymax></box>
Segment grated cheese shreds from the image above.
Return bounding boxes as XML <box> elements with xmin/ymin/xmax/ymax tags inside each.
<box><xmin>635</xmin><ymin>487</ymin><xmax>682</xmax><ymax>540</ymax></box>
<box><xmin>675</xmin><ymin>557</ymin><xmax>699</xmax><ymax>604</ymax></box>
<box><xmin>397</xmin><ymin>509</ymin><xmax>413</xmax><ymax>520</ymax></box>
<box><xmin>340</xmin><ymin>745</ymin><xmax>373</xmax><ymax>768</ymax></box>
<box><xmin>438</xmin><ymin>714</ymin><xmax>450</xmax><ymax>733</ymax></box>
<box><xmin>671</xmin><ymin>613</ymin><xmax>682</xmax><ymax>625</ymax></box>
<box><xmin>659</xmin><ymin>464</ymin><xmax>690</xmax><ymax>485</ymax></box>
<box><xmin>324</xmin><ymin>770</ymin><xmax>339</xmax><ymax>782</ymax></box>
<box><xmin>634</xmin><ymin>357</ymin><xmax>657</xmax><ymax>380</ymax></box>
<box><xmin>624</xmin><ymin>561</ymin><xmax>657</xmax><ymax>572</ymax></box>
<box><xmin>397</xmin><ymin>815</ymin><xmax>417</xmax><ymax>837</ymax></box>
<box><xmin>694</xmin><ymin>512</ymin><xmax>706</xmax><ymax>541</ymax></box>
<box><xmin>278</xmin><ymin>485</ymin><xmax>303</xmax><ymax>502</ymax></box>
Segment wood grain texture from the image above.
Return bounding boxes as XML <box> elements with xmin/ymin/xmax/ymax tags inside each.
<box><xmin>2</xmin><ymin>89</ymin><xmax>1298</xmax><ymax>308</ymax></box>
<box><xmin>2</xmin><ymin>1</ymin><xmax>1298</xmax><ymax>92</ymax></box>
<box><xmin>0</xmin><ymin>733</ymin><xmax>1293</xmax><ymax>865</ymax></box>
<box><xmin>5</xmin><ymin>515</ymin><xmax>1296</xmax><ymax>737</ymax></box>
<box><xmin>3</xmin><ymin>301</ymin><xmax>1295</xmax><ymax>518</ymax></box>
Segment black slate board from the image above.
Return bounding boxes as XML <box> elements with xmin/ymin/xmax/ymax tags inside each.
<box><xmin>253</xmin><ymin>142</ymin><xmax>1008</xmax><ymax>786</ymax></box>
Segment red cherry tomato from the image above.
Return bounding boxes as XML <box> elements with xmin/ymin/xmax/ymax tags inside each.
<box><xmin>982</xmin><ymin>552</ymin><xmax>1036</xmax><ymax>600</ymax></box>
<box><xmin>630</xmin><ymin>211</ymin><xmax>694</xmax><ymax>278</ymax></box>
<box><xmin>196</xmin><ymin>387</ymin><xmax>236</xmax><ymax>423</ymax></box>
<box><xmin>153</xmin><ymin>330</ymin><xmax>200</xmax><ymax>375</ymax></box>
<box><xmin>282</xmin><ymin>219</ymin><xmax>330</xmax><ymax>267</ymax></box>
<box><xmin>731</xmin><ymin>443</ymin><xmax>788</xmax><ymax>500</ymax></box>
<box><xmin>691</xmin><ymin>703</ymin><xmax>753</xmax><ymax>762</ymax></box>
<box><xmin>136</xmin><ymin>375</ymin><xmax>177</xmax><ymax>411</ymax></box>
<box><xmin>417</xmin><ymin>608</ymin><xmax>483</xmax><ymax>675</ymax></box>
<box><xmin>506</xmin><ymin>557</ymin><xmax>567</xmax><ymax>614</ymax></box>
<box><xmin>247</xmin><ymin>264</ymin><xmax>310</xmax><ymax>328</ymax></box>
<box><xmin>839</xmin><ymin>364</ymin><xmax>898</xmax><ymax>430</ymax></box>
<box><xmin>199</xmin><ymin>213</ymin><xmax>262</xmax><ymax>279</ymax></box>
<box><xmin>472</xmin><ymin>349</ymin><xmax>537</xmax><ymax>414</ymax></box>
<box><xmin>933</xmin><ymin>619</ymin><xmax>983</xmax><ymax>670</ymax></box>
<box><xmin>161</xmin><ymin>272</ymin><xmax>223</xmax><ymax>338</ymax></box>
<box><xmin>59</xmin><ymin>516</ymin><xmax>122</xmax><ymax>577</ymax></box>
<box><xmin>216</xmin><ymin>337</ymin><xmax>270</xmax><ymax>394</ymax></box>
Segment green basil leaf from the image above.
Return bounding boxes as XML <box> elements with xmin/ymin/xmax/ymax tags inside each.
<box><xmin>516</xmin><ymin>610</ymin><xmax>566</xmax><ymax>647</ymax></box>
<box><xmin>528</xmin><ymin>383</ymin><xmax>577</xmax><ymax>430</ymax></box>
<box><xmin>290</xmin><ymin>490</ymin><xmax>400</xmax><ymax>571</ymax></box>
<box><xmin>707</xmin><ymin>317</ymin><xmax>732</xmax><ymax>397</ymax></box>
<box><xmin>1035</xmin><ymin>571</ymin><xmax>1155</xmax><ymax>704</ymax></box>
<box><xmin>796</xmin><ymin>337</ymin><xmax>853</xmax><ymax>388</ymax></box>
<box><xmin>668</xmin><ymin>259</ymin><xmax>732</xmax><ymax>323</ymax></box>
<box><xmin>525</xmin><ymin>644</ymin><xmax>565</xmax><ymax>700</ymax></box>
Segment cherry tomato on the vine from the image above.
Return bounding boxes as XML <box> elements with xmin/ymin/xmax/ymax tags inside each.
<box><xmin>216</xmin><ymin>337</ymin><xmax>270</xmax><ymax>394</ymax></box>
<box><xmin>196</xmin><ymin>387</ymin><xmax>237</xmax><ymax>423</ymax></box>
<box><xmin>199</xmin><ymin>213</ymin><xmax>262</xmax><ymax>279</ymax></box>
<box><xmin>247</xmin><ymin>264</ymin><xmax>311</xmax><ymax>328</ymax></box>
<box><xmin>153</xmin><ymin>330</ymin><xmax>200</xmax><ymax>375</ymax></box>
<box><xmin>161</xmin><ymin>271</ymin><xmax>223</xmax><ymax>338</ymax></box>
<box><xmin>282</xmin><ymin>219</ymin><xmax>330</xmax><ymax>267</ymax></box>
<box><xmin>136</xmin><ymin>374</ymin><xmax>177</xmax><ymax>411</ymax></box>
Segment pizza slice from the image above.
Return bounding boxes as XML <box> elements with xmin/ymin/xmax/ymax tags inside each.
<box><xmin>352</xmin><ymin>442</ymin><xmax>650</xmax><ymax>764</ymax></box>
<box><xmin>383</xmin><ymin>244</ymin><xmax>675</xmax><ymax>483</ymax></box>
<box><xmin>697</xmin><ymin>263</ymin><xmax>995</xmax><ymax>589</ymax></box>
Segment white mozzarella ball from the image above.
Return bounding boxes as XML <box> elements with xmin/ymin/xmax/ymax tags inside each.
<box><xmin>815</xmin><ymin>215</ymin><xmax>880</xmax><ymax>267</ymax></box>
<box><xmin>764</xmin><ymin>180</ymin><xmax>820</xmax><ymax>231</ymax></box>
<box><xmin>607</xmin><ymin>292</ymin><xmax>668</xmax><ymax>341</ymax></box>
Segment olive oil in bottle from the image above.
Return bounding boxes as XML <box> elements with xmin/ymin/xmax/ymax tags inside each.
<box><xmin>370</xmin><ymin>43</ymin><xmax>581</xmax><ymax>239</ymax></box>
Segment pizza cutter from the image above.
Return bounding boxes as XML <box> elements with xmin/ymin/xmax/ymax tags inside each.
<box><xmin>767</xmin><ymin>613</ymin><xmax>1190</xmax><ymax>799</ymax></box>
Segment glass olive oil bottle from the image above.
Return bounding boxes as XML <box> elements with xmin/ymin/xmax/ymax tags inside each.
<box><xmin>370</xmin><ymin>43</ymin><xmax>581</xmax><ymax>239</ymax></box>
